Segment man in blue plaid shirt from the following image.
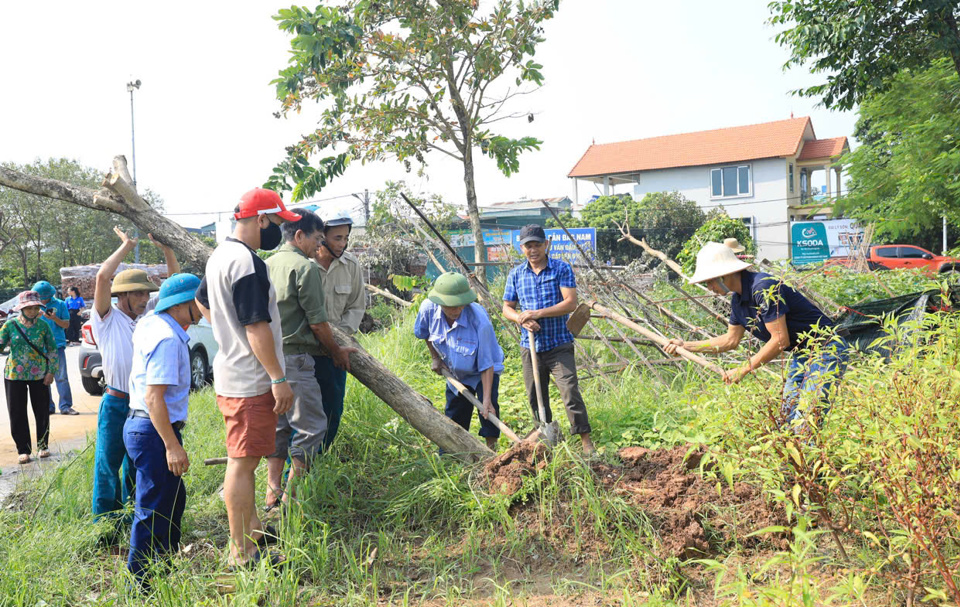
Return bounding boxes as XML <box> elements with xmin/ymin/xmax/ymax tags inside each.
<box><xmin>503</xmin><ymin>225</ymin><xmax>594</xmax><ymax>454</ymax></box>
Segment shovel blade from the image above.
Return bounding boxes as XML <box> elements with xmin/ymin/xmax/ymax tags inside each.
<box><xmin>566</xmin><ymin>303</ymin><xmax>591</xmax><ymax>337</ymax></box>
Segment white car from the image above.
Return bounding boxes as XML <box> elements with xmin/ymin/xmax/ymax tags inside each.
<box><xmin>78</xmin><ymin>313</ymin><xmax>219</xmax><ymax>395</ymax></box>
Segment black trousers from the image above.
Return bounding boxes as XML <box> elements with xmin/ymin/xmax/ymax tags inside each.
<box><xmin>520</xmin><ymin>341</ymin><xmax>592</xmax><ymax>435</ymax></box>
<box><xmin>67</xmin><ymin>309</ymin><xmax>82</xmax><ymax>342</ymax></box>
<box><xmin>4</xmin><ymin>378</ymin><xmax>51</xmax><ymax>455</ymax></box>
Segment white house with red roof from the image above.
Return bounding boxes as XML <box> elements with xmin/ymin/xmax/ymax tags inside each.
<box><xmin>567</xmin><ymin>117</ymin><xmax>849</xmax><ymax>260</ymax></box>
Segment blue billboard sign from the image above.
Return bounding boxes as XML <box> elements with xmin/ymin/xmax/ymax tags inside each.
<box><xmin>512</xmin><ymin>228</ymin><xmax>596</xmax><ymax>265</ymax></box>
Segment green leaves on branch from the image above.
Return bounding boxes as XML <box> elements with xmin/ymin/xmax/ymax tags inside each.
<box><xmin>479</xmin><ymin>135</ymin><xmax>541</xmax><ymax>176</ymax></box>
<box><xmin>839</xmin><ymin>58</ymin><xmax>960</xmax><ymax>247</ymax></box>
<box><xmin>267</xmin><ymin>0</ymin><xmax>557</xmax><ymax>205</ymax></box>
<box><xmin>264</xmin><ymin>153</ymin><xmax>350</xmax><ymax>202</ymax></box>
<box><xmin>768</xmin><ymin>0</ymin><xmax>960</xmax><ymax>110</ymax></box>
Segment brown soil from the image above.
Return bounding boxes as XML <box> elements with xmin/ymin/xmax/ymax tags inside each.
<box><xmin>484</xmin><ymin>442</ymin><xmax>789</xmax><ymax>560</ymax></box>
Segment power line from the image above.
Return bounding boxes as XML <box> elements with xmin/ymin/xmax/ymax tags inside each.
<box><xmin>161</xmin><ymin>193</ymin><xmax>362</xmax><ymax>217</ymax></box>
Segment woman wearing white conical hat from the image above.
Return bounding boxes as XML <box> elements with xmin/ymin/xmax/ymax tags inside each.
<box><xmin>664</xmin><ymin>242</ymin><xmax>849</xmax><ymax>427</ymax></box>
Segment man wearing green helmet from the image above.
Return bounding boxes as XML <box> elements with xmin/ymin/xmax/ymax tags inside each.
<box><xmin>414</xmin><ymin>272</ymin><xmax>505</xmax><ymax>451</ymax></box>
<box><xmin>31</xmin><ymin>280</ymin><xmax>76</xmax><ymax>416</ymax></box>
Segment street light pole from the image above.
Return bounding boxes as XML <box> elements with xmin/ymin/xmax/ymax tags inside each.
<box><xmin>126</xmin><ymin>79</ymin><xmax>141</xmax><ymax>262</ymax></box>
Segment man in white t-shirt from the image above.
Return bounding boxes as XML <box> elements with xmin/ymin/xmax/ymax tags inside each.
<box><xmin>91</xmin><ymin>227</ymin><xmax>179</xmax><ymax>531</ymax></box>
<box><xmin>196</xmin><ymin>188</ymin><xmax>299</xmax><ymax>568</ymax></box>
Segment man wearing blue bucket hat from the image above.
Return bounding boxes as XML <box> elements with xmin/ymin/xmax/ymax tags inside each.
<box><xmin>31</xmin><ymin>280</ymin><xmax>76</xmax><ymax>415</ymax></box>
<box><xmin>124</xmin><ymin>273</ymin><xmax>201</xmax><ymax>586</ymax></box>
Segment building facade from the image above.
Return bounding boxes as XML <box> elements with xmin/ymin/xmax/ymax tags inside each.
<box><xmin>567</xmin><ymin>117</ymin><xmax>849</xmax><ymax>260</ymax></box>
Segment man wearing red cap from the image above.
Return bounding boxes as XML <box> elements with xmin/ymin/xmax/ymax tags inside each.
<box><xmin>196</xmin><ymin>188</ymin><xmax>300</xmax><ymax>568</ymax></box>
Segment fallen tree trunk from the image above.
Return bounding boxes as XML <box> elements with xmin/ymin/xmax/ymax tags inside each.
<box><xmin>365</xmin><ymin>284</ymin><xmax>413</xmax><ymax>308</ymax></box>
<box><xmin>0</xmin><ymin>157</ymin><xmax>493</xmax><ymax>463</ymax></box>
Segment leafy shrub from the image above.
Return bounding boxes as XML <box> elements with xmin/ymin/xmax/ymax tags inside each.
<box><xmin>552</xmin><ymin>192</ymin><xmax>705</xmax><ymax>264</ymax></box>
<box><xmin>677</xmin><ymin>210</ymin><xmax>755</xmax><ymax>273</ymax></box>
<box><xmin>699</xmin><ymin>314</ymin><xmax>960</xmax><ymax>604</ymax></box>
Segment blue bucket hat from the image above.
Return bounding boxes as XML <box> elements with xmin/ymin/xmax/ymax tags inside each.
<box><xmin>31</xmin><ymin>281</ymin><xmax>56</xmax><ymax>301</ymax></box>
<box><xmin>154</xmin><ymin>273</ymin><xmax>201</xmax><ymax>313</ymax></box>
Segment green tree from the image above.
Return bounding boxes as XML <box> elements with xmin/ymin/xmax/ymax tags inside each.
<box><xmin>553</xmin><ymin>192</ymin><xmax>705</xmax><ymax>263</ymax></box>
<box><xmin>266</xmin><ymin>0</ymin><xmax>558</xmax><ymax>283</ymax></box>
<box><xmin>769</xmin><ymin>0</ymin><xmax>960</xmax><ymax>110</ymax></box>
<box><xmin>839</xmin><ymin>58</ymin><xmax>960</xmax><ymax>249</ymax></box>
<box><xmin>677</xmin><ymin>210</ymin><xmax>756</xmax><ymax>273</ymax></box>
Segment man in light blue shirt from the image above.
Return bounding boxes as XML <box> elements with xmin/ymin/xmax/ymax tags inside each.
<box><xmin>414</xmin><ymin>272</ymin><xmax>505</xmax><ymax>450</ymax></box>
<box><xmin>32</xmin><ymin>281</ymin><xmax>76</xmax><ymax>415</ymax></box>
<box><xmin>124</xmin><ymin>273</ymin><xmax>201</xmax><ymax>588</ymax></box>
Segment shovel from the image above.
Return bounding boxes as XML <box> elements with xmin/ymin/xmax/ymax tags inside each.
<box><xmin>566</xmin><ymin>302</ymin><xmax>591</xmax><ymax>337</ymax></box>
<box><xmin>440</xmin><ymin>369</ymin><xmax>522</xmax><ymax>444</ymax></box>
<box><xmin>527</xmin><ymin>328</ymin><xmax>561</xmax><ymax>446</ymax></box>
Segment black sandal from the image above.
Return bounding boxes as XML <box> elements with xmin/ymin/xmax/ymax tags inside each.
<box><xmin>255</xmin><ymin>524</ymin><xmax>278</xmax><ymax>548</ymax></box>
<box><xmin>224</xmin><ymin>549</ymin><xmax>285</xmax><ymax>573</ymax></box>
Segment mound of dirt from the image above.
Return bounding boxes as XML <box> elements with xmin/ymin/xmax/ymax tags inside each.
<box><xmin>484</xmin><ymin>443</ymin><xmax>788</xmax><ymax>559</ymax></box>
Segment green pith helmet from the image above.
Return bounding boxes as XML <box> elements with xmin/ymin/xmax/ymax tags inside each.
<box><xmin>427</xmin><ymin>272</ymin><xmax>477</xmax><ymax>308</ymax></box>
<box><xmin>111</xmin><ymin>269</ymin><xmax>160</xmax><ymax>295</ymax></box>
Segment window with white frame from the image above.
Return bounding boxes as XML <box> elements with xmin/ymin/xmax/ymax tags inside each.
<box><xmin>710</xmin><ymin>165</ymin><xmax>751</xmax><ymax>198</ymax></box>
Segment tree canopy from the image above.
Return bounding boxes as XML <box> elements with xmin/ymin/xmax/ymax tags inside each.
<box><xmin>769</xmin><ymin>0</ymin><xmax>960</xmax><ymax>110</ymax></box>
<box><xmin>838</xmin><ymin>58</ymin><xmax>960</xmax><ymax>249</ymax></box>
<box><xmin>677</xmin><ymin>210</ymin><xmax>756</xmax><ymax>274</ymax></box>
<box><xmin>266</xmin><ymin>0</ymin><xmax>558</xmax><ymax>278</ymax></box>
<box><xmin>554</xmin><ymin>192</ymin><xmax>705</xmax><ymax>263</ymax></box>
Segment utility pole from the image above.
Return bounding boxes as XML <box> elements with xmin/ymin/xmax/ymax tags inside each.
<box><xmin>351</xmin><ymin>189</ymin><xmax>371</xmax><ymax>224</ymax></box>
<box><xmin>944</xmin><ymin>215</ymin><xmax>948</xmax><ymax>255</ymax></box>
<box><xmin>127</xmin><ymin>79</ymin><xmax>142</xmax><ymax>263</ymax></box>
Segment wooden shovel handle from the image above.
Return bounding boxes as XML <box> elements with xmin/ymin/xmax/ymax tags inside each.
<box><xmin>586</xmin><ymin>301</ymin><xmax>726</xmax><ymax>377</ymax></box>
<box><xmin>441</xmin><ymin>370</ymin><xmax>522</xmax><ymax>444</ymax></box>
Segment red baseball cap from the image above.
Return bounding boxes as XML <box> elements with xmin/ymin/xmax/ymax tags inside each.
<box><xmin>234</xmin><ymin>188</ymin><xmax>302</xmax><ymax>222</ymax></box>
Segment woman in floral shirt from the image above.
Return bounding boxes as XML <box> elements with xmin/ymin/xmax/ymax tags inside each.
<box><xmin>0</xmin><ymin>290</ymin><xmax>58</xmax><ymax>463</ymax></box>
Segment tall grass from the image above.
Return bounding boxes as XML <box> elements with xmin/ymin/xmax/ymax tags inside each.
<box><xmin>0</xmin><ymin>309</ymin><xmax>702</xmax><ymax>606</ymax></box>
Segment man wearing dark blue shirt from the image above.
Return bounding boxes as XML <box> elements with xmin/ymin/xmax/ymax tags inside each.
<box><xmin>665</xmin><ymin>242</ymin><xmax>848</xmax><ymax>426</ymax></box>
<box><xmin>503</xmin><ymin>225</ymin><xmax>594</xmax><ymax>454</ymax></box>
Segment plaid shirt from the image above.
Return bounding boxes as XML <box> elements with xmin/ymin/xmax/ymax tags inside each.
<box><xmin>503</xmin><ymin>257</ymin><xmax>577</xmax><ymax>352</ymax></box>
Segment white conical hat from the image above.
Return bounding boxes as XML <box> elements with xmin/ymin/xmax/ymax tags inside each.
<box><xmin>689</xmin><ymin>242</ymin><xmax>752</xmax><ymax>283</ymax></box>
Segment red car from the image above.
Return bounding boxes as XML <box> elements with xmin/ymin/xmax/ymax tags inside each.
<box><xmin>827</xmin><ymin>245</ymin><xmax>960</xmax><ymax>274</ymax></box>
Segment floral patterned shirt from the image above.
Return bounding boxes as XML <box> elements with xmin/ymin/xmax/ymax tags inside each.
<box><xmin>0</xmin><ymin>317</ymin><xmax>59</xmax><ymax>381</ymax></box>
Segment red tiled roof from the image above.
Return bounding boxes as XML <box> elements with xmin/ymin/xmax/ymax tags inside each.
<box><xmin>797</xmin><ymin>136</ymin><xmax>848</xmax><ymax>161</ymax></box>
<box><xmin>567</xmin><ymin>117</ymin><xmax>813</xmax><ymax>178</ymax></box>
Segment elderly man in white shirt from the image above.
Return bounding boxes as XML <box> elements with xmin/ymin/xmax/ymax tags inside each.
<box><xmin>91</xmin><ymin>228</ymin><xmax>179</xmax><ymax>529</ymax></box>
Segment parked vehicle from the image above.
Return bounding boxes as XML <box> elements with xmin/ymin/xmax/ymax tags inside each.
<box><xmin>78</xmin><ymin>311</ymin><xmax>219</xmax><ymax>395</ymax></box>
<box><xmin>826</xmin><ymin>245</ymin><xmax>960</xmax><ymax>274</ymax></box>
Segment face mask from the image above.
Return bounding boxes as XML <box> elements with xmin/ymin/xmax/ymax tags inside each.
<box><xmin>714</xmin><ymin>279</ymin><xmax>731</xmax><ymax>295</ymax></box>
<box><xmin>259</xmin><ymin>221</ymin><xmax>282</xmax><ymax>251</ymax></box>
<box><xmin>322</xmin><ymin>240</ymin><xmax>344</xmax><ymax>259</ymax></box>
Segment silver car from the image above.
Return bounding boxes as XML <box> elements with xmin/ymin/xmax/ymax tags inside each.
<box><xmin>78</xmin><ymin>310</ymin><xmax>219</xmax><ymax>395</ymax></box>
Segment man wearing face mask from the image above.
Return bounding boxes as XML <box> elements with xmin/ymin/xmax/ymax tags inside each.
<box><xmin>664</xmin><ymin>242</ymin><xmax>848</xmax><ymax>427</ymax></box>
<box><xmin>196</xmin><ymin>187</ymin><xmax>298</xmax><ymax>569</ymax></box>
<box><xmin>314</xmin><ymin>209</ymin><xmax>365</xmax><ymax>449</ymax></box>
<box><xmin>124</xmin><ymin>273</ymin><xmax>202</xmax><ymax>587</ymax></box>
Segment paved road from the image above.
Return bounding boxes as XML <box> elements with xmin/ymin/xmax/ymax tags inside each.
<box><xmin>0</xmin><ymin>345</ymin><xmax>102</xmax><ymax>468</ymax></box>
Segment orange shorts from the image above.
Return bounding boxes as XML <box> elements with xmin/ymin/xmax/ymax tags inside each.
<box><xmin>217</xmin><ymin>392</ymin><xmax>278</xmax><ymax>458</ymax></box>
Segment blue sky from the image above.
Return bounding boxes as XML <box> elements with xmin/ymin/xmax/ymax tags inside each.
<box><xmin>0</xmin><ymin>1</ymin><xmax>855</xmax><ymax>227</ymax></box>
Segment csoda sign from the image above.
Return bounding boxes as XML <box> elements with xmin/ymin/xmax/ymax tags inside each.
<box><xmin>791</xmin><ymin>222</ymin><xmax>830</xmax><ymax>264</ymax></box>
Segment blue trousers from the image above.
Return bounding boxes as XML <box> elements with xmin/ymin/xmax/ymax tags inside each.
<box><xmin>92</xmin><ymin>392</ymin><xmax>136</xmax><ymax>520</ymax></box>
<box><xmin>445</xmin><ymin>374</ymin><xmax>501</xmax><ymax>438</ymax></box>
<box><xmin>49</xmin><ymin>347</ymin><xmax>73</xmax><ymax>412</ymax></box>
<box><xmin>124</xmin><ymin>416</ymin><xmax>185</xmax><ymax>582</ymax></box>
<box><xmin>782</xmin><ymin>338</ymin><xmax>850</xmax><ymax>428</ymax></box>
<box><xmin>313</xmin><ymin>355</ymin><xmax>348</xmax><ymax>450</ymax></box>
